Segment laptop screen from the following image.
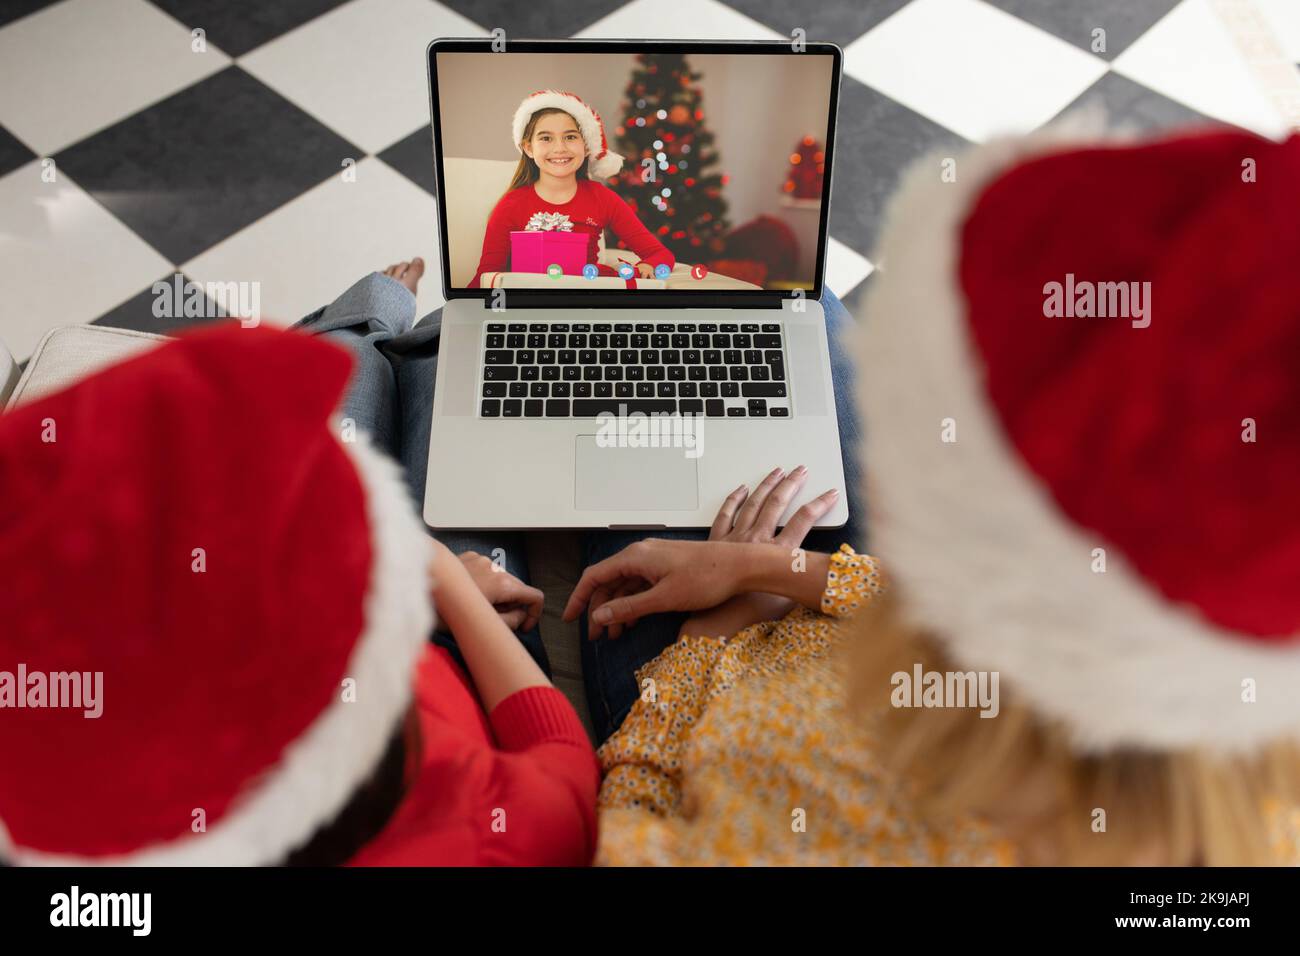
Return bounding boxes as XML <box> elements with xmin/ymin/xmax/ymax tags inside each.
<box><xmin>429</xmin><ymin>41</ymin><xmax>839</xmax><ymax>300</ymax></box>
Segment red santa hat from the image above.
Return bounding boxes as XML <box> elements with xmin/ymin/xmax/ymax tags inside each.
<box><xmin>512</xmin><ymin>89</ymin><xmax>625</xmax><ymax>180</ymax></box>
<box><xmin>0</xmin><ymin>325</ymin><xmax>434</xmax><ymax>864</ymax></box>
<box><xmin>854</xmin><ymin>119</ymin><xmax>1300</xmax><ymax>755</ymax></box>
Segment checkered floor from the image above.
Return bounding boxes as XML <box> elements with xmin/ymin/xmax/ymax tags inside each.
<box><xmin>1</xmin><ymin>0</ymin><xmax>1297</xmax><ymax>362</ymax></box>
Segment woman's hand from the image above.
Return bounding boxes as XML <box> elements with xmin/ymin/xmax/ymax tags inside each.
<box><xmin>433</xmin><ymin>549</ymin><xmax>543</xmax><ymax>634</ymax></box>
<box><xmin>563</xmin><ymin>466</ymin><xmax>840</xmax><ymax>638</ymax></box>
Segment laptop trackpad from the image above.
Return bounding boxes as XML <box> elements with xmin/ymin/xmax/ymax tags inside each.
<box><xmin>574</xmin><ymin>435</ymin><xmax>698</xmax><ymax>511</ymax></box>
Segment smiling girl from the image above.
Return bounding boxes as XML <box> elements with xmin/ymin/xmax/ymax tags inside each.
<box><xmin>469</xmin><ymin>90</ymin><xmax>675</xmax><ymax>289</ymax></box>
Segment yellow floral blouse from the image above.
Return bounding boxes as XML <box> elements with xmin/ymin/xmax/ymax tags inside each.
<box><xmin>595</xmin><ymin>544</ymin><xmax>1016</xmax><ymax>866</ymax></box>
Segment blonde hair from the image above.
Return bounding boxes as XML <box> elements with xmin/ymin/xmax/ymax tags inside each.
<box><xmin>841</xmin><ymin>592</ymin><xmax>1300</xmax><ymax>865</ymax></box>
<box><xmin>505</xmin><ymin>108</ymin><xmax>590</xmax><ymax>196</ymax></box>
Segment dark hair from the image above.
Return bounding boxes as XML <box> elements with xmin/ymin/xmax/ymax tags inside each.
<box><xmin>280</xmin><ymin>718</ymin><xmax>411</xmax><ymax>866</ymax></box>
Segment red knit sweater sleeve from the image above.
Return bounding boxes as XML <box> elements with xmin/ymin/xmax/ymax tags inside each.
<box><xmin>478</xmin><ymin>686</ymin><xmax>600</xmax><ymax>866</ymax></box>
<box><xmin>469</xmin><ymin>190</ymin><xmax>520</xmax><ymax>289</ymax></box>
<box><xmin>597</xmin><ymin>184</ymin><xmax>676</xmax><ymax>270</ymax></box>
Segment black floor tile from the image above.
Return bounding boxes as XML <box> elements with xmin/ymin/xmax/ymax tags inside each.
<box><xmin>1056</xmin><ymin>71</ymin><xmax>1233</xmax><ymax>133</ymax></box>
<box><xmin>0</xmin><ymin>122</ymin><xmax>34</xmax><ymax>177</ymax></box>
<box><xmin>725</xmin><ymin>0</ymin><xmax>912</xmax><ymax>43</ymax></box>
<box><xmin>92</xmin><ymin>272</ymin><xmax>234</xmax><ymax>335</ymax></box>
<box><xmin>0</xmin><ymin>0</ymin><xmax>59</xmax><ymax>29</ymax></box>
<box><xmin>149</xmin><ymin>0</ymin><xmax>352</xmax><ymax>57</ymax></box>
<box><xmin>434</xmin><ymin>0</ymin><xmax>631</xmax><ymax>37</ymax></box>
<box><xmin>378</xmin><ymin>124</ymin><xmax>438</xmax><ymax>197</ymax></box>
<box><xmin>983</xmin><ymin>0</ymin><xmax>1180</xmax><ymax>61</ymax></box>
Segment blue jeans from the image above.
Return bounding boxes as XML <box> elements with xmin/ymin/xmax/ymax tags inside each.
<box><xmin>294</xmin><ymin>273</ymin><xmax>864</xmax><ymax>733</ymax></box>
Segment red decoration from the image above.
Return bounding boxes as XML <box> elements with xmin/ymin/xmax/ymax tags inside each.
<box><xmin>783</xmin><ymin>135</ymin><xmax>824</xmax><ymax>199</ymax></box>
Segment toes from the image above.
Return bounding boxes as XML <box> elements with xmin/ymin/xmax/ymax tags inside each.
<box><xmin>408</xmin><ymin>257</ymin><xmax>425</xmax><ymax>278</ymax></box>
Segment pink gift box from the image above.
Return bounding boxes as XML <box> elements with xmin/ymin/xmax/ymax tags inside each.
<box><xmin>510</xmin><ymin>230</ymin><xmax>590</xmax><ymax>276</ymax></box>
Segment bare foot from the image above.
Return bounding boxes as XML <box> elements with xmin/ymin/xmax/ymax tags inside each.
<box><xmin>382</xmin><ymin>257</ymin><xmax>425</xmax><ymax>296</ymax></box>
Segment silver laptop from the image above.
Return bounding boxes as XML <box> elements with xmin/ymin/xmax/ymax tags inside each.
<box><xmin>423</xmin><ymin>37</ymin><xmax>848</xmax><ymax>530</ymax></box>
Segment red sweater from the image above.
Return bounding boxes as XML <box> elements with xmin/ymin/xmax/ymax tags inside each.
<box><xmin>470</xmin><ymin>179</ymin><xmax>676</xmax><ymax>288</ymax></box>
<box><xmin>347</xmin><ymin>645</ymin><xmax>599</xmax><ymax>866</ymax></box>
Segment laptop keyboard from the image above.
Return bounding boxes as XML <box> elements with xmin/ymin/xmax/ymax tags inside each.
<box><xmin>478</xmin><ymin>321</ymin><xmax>789</xmax><ymax>419</ymax></box>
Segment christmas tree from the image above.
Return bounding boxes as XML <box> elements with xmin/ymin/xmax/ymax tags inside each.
<box><xmin>783</xmin><ymin>136</ymin><xmax>825</xmax><ymax>199</ymax></box>
<box><xmin>607</xmin><ymin>52</ymin><xmax>731</xmax><ymax>263</ymax></box>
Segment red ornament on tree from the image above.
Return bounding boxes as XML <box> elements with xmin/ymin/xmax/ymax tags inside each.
<box><xmin>783</xmin><ymin>135</ymin><xmax>825</xmax><ymax>199</ymax></box>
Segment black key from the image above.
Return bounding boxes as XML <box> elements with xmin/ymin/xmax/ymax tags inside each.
<box><xmin>744</xmin><ymin>350</ymin><xmax>763</xmax><ymax>365</ymax></box>
<box><xmin>712</xmin><ymin>334</ymin><xmax>730</xmax><ymax>348</ymax></box>
<box><xmin>721</xmin><ymin>382</ymin><xmax>740</xmax><ymax>398</ymax></box>
<box><xmin>594</xmin><ymin>323</ymin><xmax>612</xmax><ymax>332</ymax></box>
<box><xmin>635</xmin><ymin>323</ymin><xmax>654</xmax><ymax>332</ymax></box>
<box><xmin>542</xmin><ymin>366</ymin><xmax>560</xmax><ymax>381</ymax></box>
<box><xmin>724</xmin><ymin>350</ymin><xmax>742</xmax><ymax>365</ymax></box>
<box><xmin>516</xmin><ymin>349</ymin><xmax>535</xmax><ymax>364</ymax></box>
<box><xmin>613</xmin><ymin>324</ymin><xmax>632</xmax><ymax>332</ymax></box>
<box><xmin>700</xmin><ymin>382</ymin><xmax>719</xmax><ymax>397</ymax></box>
<box><xmin>641</xmin><ymin>349</ymin><xmax>660</xmax><ymax>364</ymax></box>
<box><xmin>636</xmin><ymin>382</ymin><xmax>655</xmax><ymax>397</ymax></box>
<box><xmin>508</xmin><ymin>323</ymin><xmax>526</xmax><ymax>332</ymax></box>
<box><xmin>549</xmin><ymin>334</ymin><xmax>566</xmax><ymax>349</ymax></box>
<box><xmin>595</xmin><ymin>382</ymin><xmax>613</xmax><ymax>397</ymax></box>
<box><xmin>764</xmin><ymin>350</ymin><xmax>783</xmax><ymax>364</ymax></box>
<box><xmin>743</xmin><ymin>383</ymin><xmax>787</xmax><ymax>398</ymax></box>
<box><xmin>748</xmin><ymin>399</ymin><xmax>768</xmax><ymax>417</ymax></box>
<box><xmin>574</xmin><ymin>382</ymin><xmax>592</xmax><ymax>397</ymax></box>
<box><xmin>579</xmin><ymin>349</ymin><xmax>596</xmax><ymax>364</ymax></box>
<box><xmin>583</xmin><ymin>366</ymin><xmax>602</xmax><ymax>381</ymax></box>
<box><xmin>487</xmin><ymin>323</ymin><xmax>505</xmax><ymax>332</ymax></box>
<box><xmin>483</xmin><ymin>366</ymin><xmax>518</xmax><ymax>381</ymax></box>
<box><xmin>699</xmin><ymin>323</ymin><xmax>718</xmax><ymax>332</ymax></box>
<box><xmin>524</xmin><ymin>399</ymin><xmax>544</xmax><ymax>417</ymax></box>
<box><xmin>662</xmin><ymin>349</ymin><xmax>681</xmax><ymax>364</ymax></box>
<box><xmin>485</xmin><ymin>349</ymin><xmax>513</xmax><ymax>364</ymax></box>
<box><xmin>590</xmin><ymin>334</ymin><xmax>608</xmax><ymax>348</ymax></box>
<box><xmin>657</xmin><ymin>382</ymin><xmax>677</xmax><ymax>397</ymax></box>
<box><xmin>692</xmin><ymin>334</ymin><xmax>710</xmax><ymax>348</ymax></box>
<box><xmin>667</xmin><ymin>366</ymin><xmax>686</xmax><ymax>381</ymax></box>
<box><xmin>530</xmin><ymin>382</ymin><xmax>548</xmax><ymax>397</ymax></box>
<box><xmin>688</xmin><ymin>366</ymin><xmax>706</xmax><ymax>381</ymax></box>
<box><xmin>727</xmin><ymin>407</ymin><xmax>746</xmax><ymax>417</ymax></box>
<box><xmin>684</xmin><ymin>349</ymin><xmax>701</xmax><ymax>364</ymax></box>
<box><xmin>545</xmin><ymin>399</ymin><xmax>570</xmax><ymax>417</ymax></box>
<box><xmin>721</xmin><ymin>323</ymin><xmax>738</xmax><ymax>332</ymax></box>
<box><xmin>604</xmin><ymin>366</ymin><xmax>624</xmax><ymax>381</ymax></box>
<box><xmin>529</xmin><ymin>323</ymin><xmax>547</xmax><ymax>332</ymax></box>
<box><xmin>571</xmin><ymin>335</ymin><xmax>588</xmax><ymax>349</ymax></box>
<box><xmin>572</xmin><ymin>323</ymin><xmax>590</xmax><ymax>332</ymax></box>
<box><xmin>486</xmin><ymin>333</ymin><xmax>504</xmax><ymax>348</ymax></box>
<box><xmin>733</xmin><ymin>334</ymin><xmax>751</xmax><ymax>349</ymax></box>
<box><xmin>680</xmin><ymin>323</ymin><xmax>696</xmax><ymax>331</ymax></box>
<box><xmin>616</xmin><ymin>382</ymin><xmax>635</xmax><ymax>398</ymax></box>
<box><xmin>503</xmin><ymin>399</ymin><xmax>522</xmax><ymax>417</ymax></box>
<box><xmin>679</xmin><ymin>399</ymin><xmax>703</xmax><ymax>415</ymax></box>
<box><xmin>671</xmin><ymin>334</ymin><xmax>689</xmax><ymax>348</ymax></box>
<box><xmin>656</xmin><ymin>323</ymin><xmax>674</xmax><ymax>332</ymax></box>
<box><xmin>706</xmin><ymin>399</ymin><xmax>725</xmax><ymax>417</ymax></box>
<box><xmin>620</xmin><ymin>349</ymin><xmax>638</xmax><ymax>364</ymax></box>
<box><xmin>509</xmin><ymin>382</ymin><xmax>528</xmax><ymax>398</ymax></box>
<box><xmin>626</xmin><ymin>366</ymin><xmax>645</xmax><ymax>381</ymax></box>
<box><xmin>754</xmin><ymin>334</ymin><xmax>781</xmax><ymax>348</ymax></box>
<box><xmin>729</xmin><ymin>366</ymin><xmax>749</xmax><ymax>381</ymax></box>
<box><xmin>538</xmin><ymin>350</ymin><xmax>556</xmax><ymax>364</ymax></box>
<box><xmin>482</xmin><ymin>382</ymin><xmax>507</xmax><ymax>397</ymax></box>
<box><xmin>679</xmin><ymin>381</ymin><xmax>698</xmax><ymax>398</ymax></box>
<box><xmin>708</xmin><ymin>366</ymin><xmax>727</xmax><ymax>381</ymax></box>
<box><xmin>562</xmin><ymin>366</ymin><xmax>580</xmax><ymax>381</ymax></box>
<box><xmin>527</xmin><ymin>334</ymin><xmax>545</xmax><ymax>348</ymax></box>
<box><xmin>771</xmin><ymin>407</ymin><xmax>790</xmax><ymax>417</ymax></box>
<box><xmin>761</xmin><ymin>323</ymin><xmax>780</xmax><ymax>332</ymax></box>
<box><xmin>572</xmin><ymin>399</ymin><xmax>676</xmax><ymax>417</ymax></box>
<box><xmin>507</xmin><ymin>334</ymin><xmax>525</xmax><ymax>348</ymax></box>
<box><xmin>611</xmin><ymin>334</ymin><xmax>629</xmax><ymax>347</ymax></box>
<box><xmin>552</xmin><ymin>382</ymin><xmax>571</xmax><ymax>397</ymax></box>
<box><xmin>751</xmin><ymin>365</ymin><xmax>770</xmax><ymax>381</ymax></box>
<box><xmin>481</xmin><ymin>399</ymin><xmax>501</xmax><ymax>417</ymax></box>
<box><xmin>770</xmin><ymin>360</ymin><xmax>786</xmax><ymax>382</ymax></box>
<box><xmin>521</xmin><ymin>366</ymin><xmax>540</xmax><ymax>381</ymax></box>
<box><xmin>599</xmin><ymin>349</ymin><xmax>618</xmax><ymax>364</ymax></box>
<box><xmin>631</xmin><ymin>334</ymin><xmax>649</xmax><ymax>348</ymax></box>
<box><xmin>647</xmin><ymin>366</ymin><xmax>666</xmax><ymax>381</ymax></box>
<box><xmin>651</xmin><ymin>334</ymin><xmax>669</xmax><ymax>348</ymax></box>
<box><xmin>704</xmin><ymin>350</ymin><xmax>722</xmax><ymax>364</ymax></box>
<box><xmin>559</xmin><ymin>349</ymin><xmax>576</xmax><ymax>364</ymax></box>
<box><xmin>552</xmin><ymin>323</ymin><xmax>570</xmax><ymax>332</ymax></box>
<box><xmin>741</xmin><ymin>323</ymin><xmax>759</xmax><ymax>332</ymax></box>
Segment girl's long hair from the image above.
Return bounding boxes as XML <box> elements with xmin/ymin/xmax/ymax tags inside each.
<box><xmin>504</xmin><ymin>108</ymin><xmax>591</xmax><ymax>198</ymax></box>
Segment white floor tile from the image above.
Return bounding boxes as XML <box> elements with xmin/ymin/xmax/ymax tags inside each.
<box><xmin>0</xmin><ymin>162</ymin><xmax>173</xmax><ymax>361</ymax></box>
<box><xmin>577</xmin><ymin>0</ymin><xmax>784</xmax><ymax>40</ymax></box>
<box><xmin>180</xmin><ymin>157</ymin><xmax>445</xmax><ymax>325</ymax></box>
<box><xmin>824</xmin><ymin>236</ymin><xmax>874</xmax><ymax>299</ymax></box>
<box><xmin>1113</xmin><ymin>0</ymin><xmax>1290</xmax><ymax>137</ymax></box>
<box><xmin>0</xmin><ymin>0</ymin><xmax>229</xmax><ymax>155</ymax></box>
<box><xmin>842</xmin><ymin>0</ymin><xmax>1108</xmax><ymax>143</ymax></box>
<box><xmin>239</xmin><ymin>0</ymin><xmax>484</xmax><ymax>156</ymax></box>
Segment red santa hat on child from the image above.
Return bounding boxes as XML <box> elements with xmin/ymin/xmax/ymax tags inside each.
<box><xmin>512</xmin><ymin>89</ymin><xmax>625</xmax><ymax>180</ymax></box>
<box><xmin>0</xmin><ymin>325</ymin><xmax>434</xmax><ymax>864</ymax></box>
<box><xmin>854</xmin><ymin>118</ymin><xmax>1300</xmax><ymax>755</ymax></box>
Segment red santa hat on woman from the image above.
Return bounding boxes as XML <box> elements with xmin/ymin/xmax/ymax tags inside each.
<box><xmin>512</xmin><ymin>89</ymin><xmax>625</xmax><ymax>180</ymax></box>
<box><xmin>0</xmin><ymin>326</ymin><xmax>433</xmax><ymax>864</ymax></box>
<box><xmin>854</xmin><ymin>117</ymin><xmax>1300</xmax><ymax>755</ymax></box>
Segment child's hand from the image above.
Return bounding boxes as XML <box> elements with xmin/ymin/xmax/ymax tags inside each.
<box><xmin>635</xmin><ymin>262</ymin><xmax>656</xmax><ymax>279</ymax></box>
<box><xmin>431</xmin><ymin>545</ymin><xmax>544</xmax><ymax>634</ymax></box>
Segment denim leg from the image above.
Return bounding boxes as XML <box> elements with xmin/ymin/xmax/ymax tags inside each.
<box><xmin>291</xmin><ymin>272</ymin><xmax>416</xmax><ymax>459</ymax></box>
